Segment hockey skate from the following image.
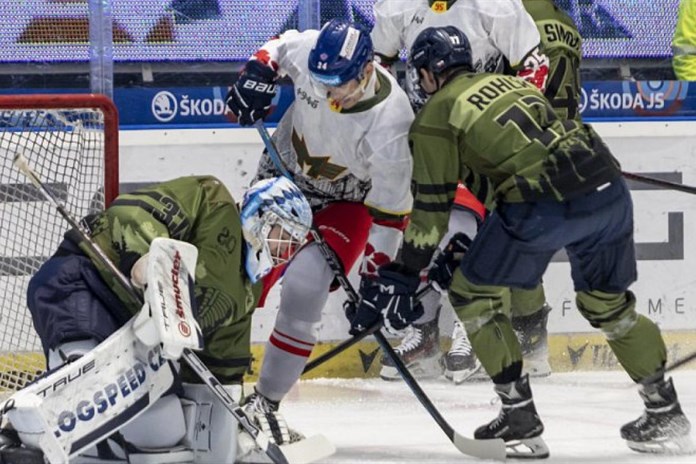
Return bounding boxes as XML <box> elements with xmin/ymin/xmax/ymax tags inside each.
<box><xmin>240</xmin><ymin>389</ymin><xmax>305</xmax><ymax>446</ymax></box>
<box><xmin>475</xmin><ymin>374</ymin><xmax>550</xmax><ymax>459</ymax></box>
<box><xmin>513</xmin><ymin>303</ymin><xmax>552</xmax><ymax>378</ymax></box>
<box><xmin>237</xmin><ymin>389</ymin><xmax>336</xmax><ymax>464</ymax></box>
<box><xmin>621</xmin><ymin>377</ymin><xmax>695</xmax><ymax>455</ymax></box>
<box><xmin>443</xmin><ymin>320</ymin><xmax>482</xmax><ymax>384</ymax></box>
<box><xmin>379</xmin><ymin>318</ymin><xmax>443</xmax><ymax>381</ymax></box>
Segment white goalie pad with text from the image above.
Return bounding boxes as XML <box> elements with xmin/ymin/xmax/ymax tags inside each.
<box><xmin>2</xmin><ymin>320</ymin><xmax>176</xmax><ymax>464</ymax></box>
<box><xmin>133</xmin><ymin>237</ymin><xmax>204</xmax><ymax>360</ymax></box>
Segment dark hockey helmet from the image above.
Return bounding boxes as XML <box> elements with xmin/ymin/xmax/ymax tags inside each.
<box><xmin>409</xmin><ymin>26</ymin><xmax>473</xmax><ymax>77</ymax></box>
<box><xmin>308</xmin><ymin>19</ymin><xmax>374</xmax><ymax>87</ymax></box>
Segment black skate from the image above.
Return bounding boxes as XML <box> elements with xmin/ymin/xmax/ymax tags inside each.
<box><xmin>380</xmin><ymin>318</ymin><xmax>443</xmax><ymax>381</ymax></box>
<box><xmin>513</xmin><ymin>303</ymin><xmax>552</xmax><ymax>378</ymax></box>
<box><xmin>443</xmin><ymin>320</ymin><xmax>482</xmax><ymax>384</ymax></box>
<box><xmin>475</xmin><ymin>374</ymin><xmax>550</xmax><ymax>459</ymax></box>
<box><xmin>621</xmin><ymin>377</ymin><xmax>695</xmax><ymax>455</ymax></box>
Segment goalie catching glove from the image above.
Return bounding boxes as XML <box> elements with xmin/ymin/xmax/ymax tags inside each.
<box><xmin>349</xmin><ymin>263</ymin><xmax>422</xmax><ymax>335</ymax></box>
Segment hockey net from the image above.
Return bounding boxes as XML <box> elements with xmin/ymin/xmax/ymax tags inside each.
<box><xmin>0</xmin><ymin>94</ymin><xmax>118</xmax><ymax>399</ymax></box>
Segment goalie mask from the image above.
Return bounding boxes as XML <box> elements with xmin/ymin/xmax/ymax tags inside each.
<box><xmin>241</xmin><ymin>177</ymin><xmax>313</xmax><ymax>283</ymax></box>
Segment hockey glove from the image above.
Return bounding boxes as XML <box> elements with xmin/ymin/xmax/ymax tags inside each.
<box><xmin>226</xmin><ymin>60</ymin><xmax>278</xmax><ymax>126</ymax></box>
<box><xmin>350</xmin><ymin>263</ymin><xmax>422</xmax><ymax>335</ymax></box>
<box><xmin>347</xmin><ymin>278</ymin><xmax>380</xmax><ymax>335</ymax></box>
<box><xmin>427</xmin><ymin>232</ymin><xmax>472</xmax><ymax>292</ymax></box>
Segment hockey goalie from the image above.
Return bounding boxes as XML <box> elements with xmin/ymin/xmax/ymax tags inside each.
<box><xmin>0</xmin><ymin>175</ymin><xmax>332</xmax><ymax>464</ymax></box>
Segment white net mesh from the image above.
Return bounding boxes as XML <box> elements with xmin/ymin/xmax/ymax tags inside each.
<box><xmin>0</xmin><ymin>95</ymin><xmax>117</xmax><ymax>399</ymax></box>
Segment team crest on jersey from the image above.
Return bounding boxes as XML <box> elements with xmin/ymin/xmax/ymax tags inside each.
<box><xmin>431</xmin><ymin>1</ymin><xmax>448</xmax><ymax>13</ymax></box>
<box><xmin>292</xmin><ymin>129</ymin><xmax>347</xmax><ymax>180</ymax></box>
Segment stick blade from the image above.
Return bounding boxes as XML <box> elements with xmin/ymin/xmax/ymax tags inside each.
<box><xmin>12</xmin><ymin>153</ymin><xmax>29</xmax><ymax>173</ymax></box>
<box><xmin>264</xmin><ymin>442</ymin><xmax>290</xmax><ymax>464</ymax></box>
<box><xmin>452</xmin><ymin>432</ymin><xmax>507</xmax><ymax>461</ymax></box>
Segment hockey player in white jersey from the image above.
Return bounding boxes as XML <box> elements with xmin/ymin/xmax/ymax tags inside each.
<box><xmin>226</xmin><ymin>19</ymin><xmax>414</xmax><ymax>439</ymax></box>
<box><xmin>372</xmin><ymin>0</ymin><xmax>550</xmax><ymax>107</ymax></box>
<box><xmin>370</xmin><ymin>0</ymin><xmax>553</xmax><ymax>384</ymax></box>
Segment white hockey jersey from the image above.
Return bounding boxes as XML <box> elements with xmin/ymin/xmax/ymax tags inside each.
<box><xmin>372</xmin><ymin>0</ymin><xmax>542</xmax><ymax>72</ymax></box>
<box><xmin>253</xmin><ymin>29</ymin><xmax>414</xmax><ymax>220</ymax></box>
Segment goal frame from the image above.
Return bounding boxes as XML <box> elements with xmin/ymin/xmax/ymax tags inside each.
<box><xmin>0</xmin><ymin>93</ymin><xmax>120</xmax><ymax>205</ymax></box>
<box><xmin>0</xmin><ymin>93</ymin><xmax>120</xmax><ymax>396</ymax></box>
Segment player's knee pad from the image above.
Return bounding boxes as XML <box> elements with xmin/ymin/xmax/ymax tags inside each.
<box><xmin>577</xmin><ymin>290</ymin><xmax>638</xmax><ymax>339</ymax></box>
<box><xmin>180</xmin><ymin>383</ymin><xmax>242</xmax><ymax>464</ymax></box>
<box><xmin>280</xmin><ymin>244</ymin><xmax>334</xmax><ymax>322</ymax></box>
<box><xmin>448</xmin><ymin>277</ymin><xmax>510</xmax><ymax>335</ymax></box>
<box><xmin>274</xmin><ymin>310</ymin><xmax>323</xmax><ymax>343</ymax></box>
<box><xmin>120</xmin><ymin>394</ymin><xmax>186</xmax><ymax>449</ymax></box>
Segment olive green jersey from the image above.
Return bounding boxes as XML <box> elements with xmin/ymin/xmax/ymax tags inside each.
<box><xmin>402</xmin><ymin>72</ymin><xmax>621</xmax><ymax>271</ymax></box>
<box><xmin>79</xmin><ymin>175</ymin><xmax>261</xmax><ymax>383</ymax></box>
<box><xmin>523</xmin><ymin>0</ymin><xmax>582</xmax><ymax>121</ymax></box>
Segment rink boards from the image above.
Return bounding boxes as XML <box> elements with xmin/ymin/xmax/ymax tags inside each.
<box><xmin>2</xmin><ymin>122</ymin><xmax>696</xmax><ymax>385</ymax></box>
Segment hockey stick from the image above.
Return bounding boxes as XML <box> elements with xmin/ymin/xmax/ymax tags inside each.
<box><xmin>12</xmin><ymin>154</ymin><xmax>289</xmax><ymax>464</ymax></box>
<box><xmin>622</xmin><ymin>171</ymin><xmax>696</xmax><ymax>195</ymax></box>
<box><xmin>302</xmin><ymin>284</ymin><xmax>433</xmax><ymax>375</ymax></box>
<box><xmin>639</xmin><ymin>350</ymin><xmax>696</xmax><ymax>387</ymax></box>
<box><xmin>254</xmin><ymin>121</ymin><xmax>507</xmax><ymax>461</ymax></box>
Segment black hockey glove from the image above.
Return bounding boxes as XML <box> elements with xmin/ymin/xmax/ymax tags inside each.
<box><xmin>346</xmin><ymin>278</ymin><xmax>379</xmax><ymax>335</ymax></box>
<box><xmin>226</xmin><ymin>60</ymin><xmax>278</xmax><ymax>126</ymax></box>
<box><xmin>350</xmin><ymin>263</ymin><xmax>422</xmax><ymax>335</ymax></box>
<box><xmin>427</xmin><ymin>232</ymin><xmax>472</xmax><ymax>292</ymax></box>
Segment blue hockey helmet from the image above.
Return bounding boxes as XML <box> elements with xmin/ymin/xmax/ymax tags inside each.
<box><xmin>308</xmin><ymin>19</ymin><xmax>374</xmax><ymax>87</ymax></box>
<box><xmin>409</xmin><ymin>26</ymin><xmax>473</xmax><ymax>77</ymax></box>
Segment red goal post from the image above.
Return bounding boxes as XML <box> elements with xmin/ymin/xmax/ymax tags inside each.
<box><xmin>0</xmin><ymin>94</ymin><xmax>119</xmax><ymax>398</ymax></box>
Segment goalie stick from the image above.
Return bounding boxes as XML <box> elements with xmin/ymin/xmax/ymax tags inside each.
<box><xmin>11</xmin><ymin>154</ymin><xmax>293</xmax><ymax>464</ymax></box>
<box><xmin>254</xmin><ymin>121</ymin><xmax>507</xmax><ymax>461</ymax></box>
<box><xmin>639</xmin><ymin>350</ymin><xmax>696</xmax><ymax>387</ymax></box>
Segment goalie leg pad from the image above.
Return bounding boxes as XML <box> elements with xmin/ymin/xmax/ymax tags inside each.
<box><xmin>120</xmin><ymin>394</ymin><xmax>186</xmax><ymax>449</ymax></box>
<box><xmin>3</xmin><ymin>319</ymin><xmax>176</xmax><ymax>464</ymax></box>
<box><xmin>180</xmin><ymin>383</ymin><xmax>242</xmax><ymax>464</ymax></box>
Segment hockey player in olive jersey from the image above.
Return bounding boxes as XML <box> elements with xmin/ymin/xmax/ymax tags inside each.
<box><xmin>522</xmin><ymin>0</ymin><xmax>582</xmax><ymax>121</ymax></box>
<box><xmin>19</xmin><ymin>175</ymin><xmax>313</xmax><ymax>462</ymax></box>
<box><xmin>371</xmin><ymin>0</ymin><xmax>554</xmax><ymax>383</ymax></box>
<box><xmin>354</xmin><ymin>27</ymin><xmax>694</xmax><ymax>458</ymax></box>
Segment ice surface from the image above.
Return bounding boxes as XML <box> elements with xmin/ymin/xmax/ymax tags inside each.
<box><xmin>274</xmin><ymin>370</ymin><xmax>696</xmax><ymax>463</ymax></box>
